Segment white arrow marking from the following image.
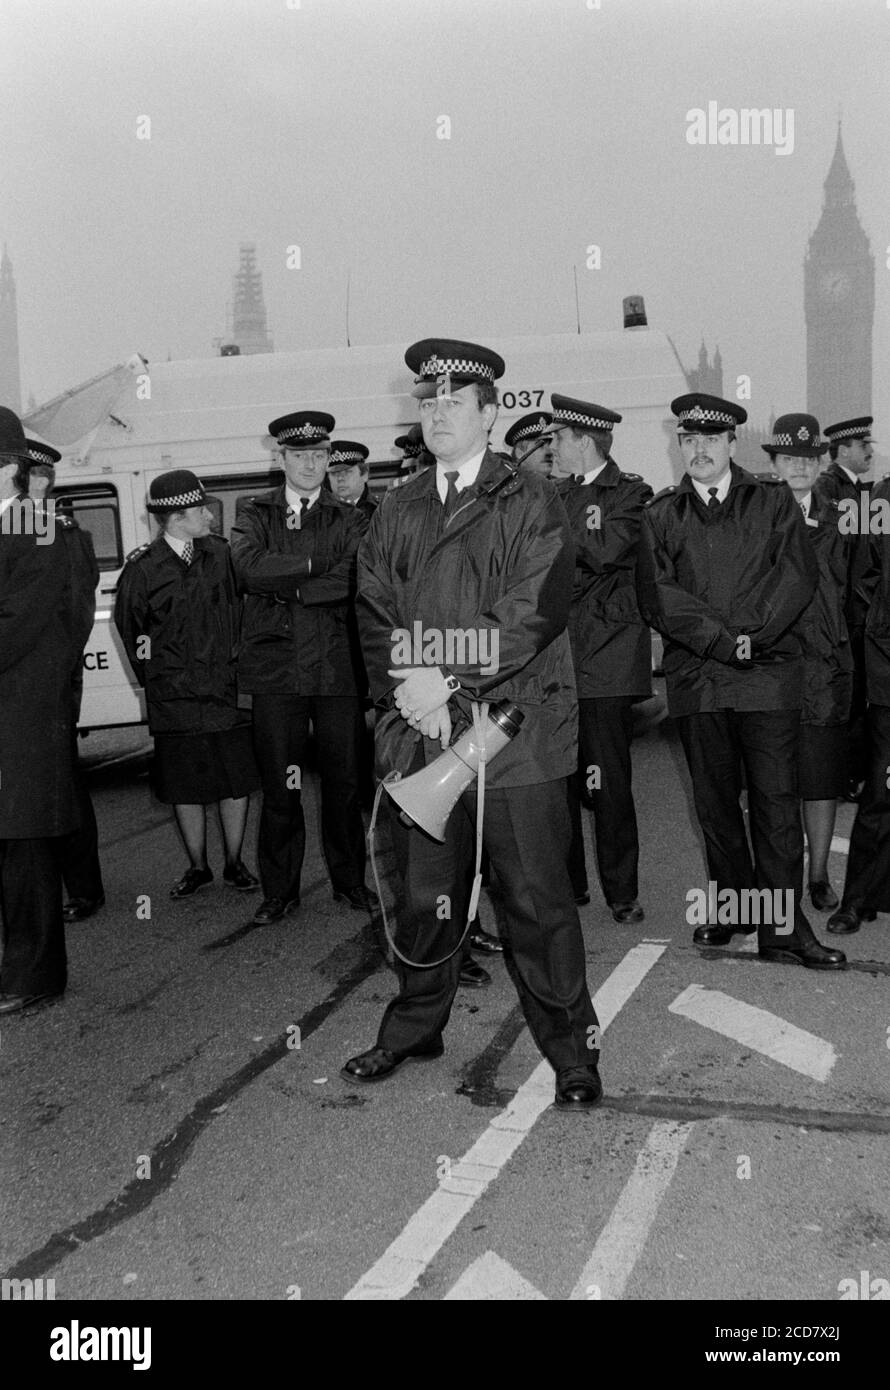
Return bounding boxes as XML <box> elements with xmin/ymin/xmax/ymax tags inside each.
<box><xmin>569</xmin><ymin>1119</ymin><xmax>694</xmax><ymax>1301</ymax></box>
<box><xmin>669</xmin><ymin>983</ymin><xmax>837</xmax><ymax>1082</ymax></box>
<box><xmin>444</xmin><ymin>1250</ymin><xmax>547</xmax><ymax>1301</ymax></box>
<box><xmin>344</xmin><ymin>940</ymin><xmax>669</xmax><ymax>1300</ymax></box>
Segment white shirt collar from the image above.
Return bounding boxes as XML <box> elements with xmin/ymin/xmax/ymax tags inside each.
<box><xmin>581</xmin><ymin>459</ymin><xmax>608</xmax><ymax>487</ymax></box>
<box><xmin>164</xmin><ymin>532</ymin><xmax>190</xmax><ymax>558</ymax></box>
<box><xmin>436</xmin><ymin>448</ymin><xmax>487</xmax><ymax>504</ymax></box>
<box><xmin>285</xmin><ymin>484</ymin><xmax>323</xmax><ymax>514</ymax></box>
<box><xmin>690</xmin><ymin>470</ymin><xmax>732</xmax><ymax>506</ymax></box>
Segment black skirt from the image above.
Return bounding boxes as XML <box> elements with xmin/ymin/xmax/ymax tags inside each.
<box><xmin>152</xmin><ymin>721</ymin><xmax>260</xmax><ymax>805</ymax></box>
<box><xmin>799</xmin><ymin>722</ymin><xmax>850</xmax><ymax>801</ymax></box>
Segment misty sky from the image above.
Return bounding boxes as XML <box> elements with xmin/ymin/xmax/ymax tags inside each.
<box><xmin>2</xmin><ymin>0</ymin><xmax>888</xmax><ymax>442</ymax></box>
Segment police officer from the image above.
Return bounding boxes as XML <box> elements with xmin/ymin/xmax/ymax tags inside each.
<box><xmin>115</xmin><ymin>471</ymin><xmax>260</xmax><ymax>897</ymax></box>
<box><xmin>814</xmin><ymin>417</ymin><xmax>874</xmax><ymax>794</ymax></box>
<box><xmin>504</xmin><ymin>412</ymin><xmax>553</xmax><ymax>477</ymax></box>
<box><xmin>636</xmin><ymin>393</ymin><xmax>845</xmax><ymax>970</ymax></box>
<box><xmin>763</xmin><ymin>415</ymin><xmax>852</xmax><ymax>913</ymax></box>
<box><xmin>549</xmin><ymin>395</ymin><xmax>652</xmax><ymax>923</ymax></box>
<box><xmin>26</xmin><ymin>440</ymin><xmax>105</xmax><ymax>921</ymax></box>
<box><xmin>231</xmin><ymin>413</ymin><xmax>378</xmax><ymax>923</ymax></box>
<box><xmin>328</xmin><ymin>441</ymin><xmax>377</xmax><ymax>520</ymax></box>
<box><xmin>341</xmin><ymin>339</ymin><xmax>602</xmax><ymax>1109</ymax></box>
<box><xmin>393</xmin><ymin>425</ymin><xmax>433</xmax><ymax>483</ymax></box>
<box><xmin>0</xmin><ymin>407</ymin><xmax>79</xmax><ymax>1014</ymax></box>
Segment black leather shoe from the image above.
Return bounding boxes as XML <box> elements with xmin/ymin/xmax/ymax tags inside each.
<box><xmin>693</xmin><ymin>923</ymin><xmax>756</xmax><ymax>947</ymax></box>
<box><xmin>468</xmin><ymin>926</ymin><xmax>503</xmax><ymax>954</ymax></box>
<box><xmin>759</xmin><ymin>937</ymin><xmax>847</xmax><ymax>970</ymax></box>
<box><xmin>459</xmin><ymin>958</ymin><xmax>491</xmax><ymax>988</ymax></box>
<box><xmin>63</xmin><ymin>894</ymin><xmax>105</xmax><ymax>921</ymax></box>
<box><xmin>223</xmin><ymin>862</ymin><xmax>260</xmax><ymax>892</ymax></box>
<box><xmin>610</xmin><ymin>900</ymin><xmax>645</xmax><ymax>924</ymax></box>
<box><xmin>554</xmin><ymin>1064</ymin><xmax>603</xmax><ymax>1109</ymax></box>
<box><xmin>826</xmin><ymin>906</ymin><xmax>876</xmax><ymax>935</ymax></box>
<box><xmin>340</xmin><ymin>1039</ymin><xmax>444</xmax><ymax>1083</ymax></box>
<box><xmin>808</xmin><ymin>880</ymin><xmax>839</xmax><ymax>911</ymax></box>
<box><xmin>574</xmin><ymin>892</ymin><xmax>591</xmax><ymax>906</ymax></box>
<box><xmin>0</xmin><ymin>989</ymin><xmax>64</xmax><ymax>1016</ymax></box>
<box><xmin>170</xmin><ymin>867</ymin><xmax>213</xmax><ymax>898</ymax></box>
<box><xmin>333</xmin><ymin>885</ymin><xmax>380</xmax><ymax>912</ymax></box>
<box><xmin>252</xmin><ymin>895</ymin><xmax>301</xmax><ymax>924</ymax></box>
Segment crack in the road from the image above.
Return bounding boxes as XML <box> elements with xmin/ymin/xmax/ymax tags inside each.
<box><xmin>697</xmin><ymin>947</ymin><xmax>890</xmax><ymax>976</ymax></box>
<box><xmin>456</xmin><ymin>1003</ymin><xmax>527</xmax><ymax>1108</ymax></box>
<box><xmin>603</xmin><ymin>1092</ymin><xmax>890</xmax><ymax>1134</ymax></box>
<box><xmin>5</xmin><ymin>927</ymin><xmax>383</xmax><ymax>1283</ymax></box>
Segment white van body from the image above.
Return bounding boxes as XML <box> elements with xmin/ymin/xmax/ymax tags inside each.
<box><xmin>23</xmin><ymin>329</ymin><xmax>687</xmax><ymax>731</ymax></box>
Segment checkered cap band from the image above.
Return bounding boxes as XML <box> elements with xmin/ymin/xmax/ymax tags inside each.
<box><xmin>418</xmin><ymin>355</ymin><xmax>496</xmax><ymax>383</ymax></box>
<box><xmin>678</xmin><ymin>404</ymin><xmax>736</xmax><ymax>427</ymax></box>
<box><xmin>515</xmin><ymin>418</ymin><xmax>551</xmax><ymax>441</ymax></box>
<box><xmin>155</xmin><ymin>487</ymin><xmax>205</xmax><ymax>508</ymax></box>
<box><xmin>27</xmin><ymin>447</ymin><xmax>56</xmax><ymax>465</ymax></box>
<box><xmin>329</xmin><ymin>447</ymin><xmax>365</xmax><ymax>464</ymax></box>
<box><xmin>553</xmin><ymin>407</ymin><xmax>615</xmax><ymax>430</ymax></box>
<box><xmin>828</xmin><ymin>425</ymin><xmax>870</xmax><ymax>441</ymax></box>
<box><xmin>278</xmin><ymin>422</ymin><xmax>328</xmax><ymax>443</ymax></box>
<box><xmin>402</xmin><ymin>440</ymin><xmax>424</xmax><ymax>457</ymax></box>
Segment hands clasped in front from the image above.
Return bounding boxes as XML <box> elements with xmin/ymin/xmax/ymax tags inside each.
<box><xmin>388</xmin><ymin>666</ymin><xmax>454</xmax><ymax>749</ymax></box>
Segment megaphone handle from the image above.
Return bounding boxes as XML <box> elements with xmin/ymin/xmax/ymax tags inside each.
<box><xmin>467</xmin><ymin>701</ymin><xmax>490</xmax><ymax>924</ymax></box>
<box><xmin>367</xmin><ymin>773</ymin><xmax>477</xmax><ymax>971</ymax></box>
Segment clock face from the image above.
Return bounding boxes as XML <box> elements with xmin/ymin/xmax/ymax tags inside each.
<box><xmin>821</xmin><ymin>270</ymin><xmax>851</xmax><ymax>301</ymax></box>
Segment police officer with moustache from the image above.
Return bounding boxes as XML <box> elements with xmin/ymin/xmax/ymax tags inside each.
<box><xmin>231</xmin><ymin>412</ymin><xmax>378</xmax><ymax>923</ymax></box>
<box><xmin>341</xmin><ymin>339</ymin><xmax>602</xmax><ymax>1109</ymax></box>
<box><xmin>327</xmin><ymin>441</ymin><xmax>378</xmax><ymax>520</ymax></box>
<box><xmin>636</xmin><ymin>393</ymin><xmax>845</xmax><ymax>970</ymax></box>
<box><xmin>549</xmin><ymin>394</ymin><xmax>653</xmax><ymax>924</ymax></box>
<box><xmin>0</xmin><ymin>407</ymin><xmax>80</xmax><ymax>1015</ymax></box>
<box><xmin>504</xmin><ymin>412</ymin><xmax>553</xmax><ymax>477</ymax></box>
<box><xmin>813</xmin><ymin>417</ymin><xmax>874</xmax><ymax>795</ymax></box>
<box><xmin>26</xmin><ymin>439</ymin><xmax>105</xmax><ymax>922</ymax></box>
<box><xmin>393</xmin><ymin>425</ymin><xmax>433</xmax><ymax>485</ymax></box>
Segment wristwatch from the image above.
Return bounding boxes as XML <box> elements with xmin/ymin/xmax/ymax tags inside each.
<box><xmin>444</xmin><ymin>673</ymin><xmax>461</xmax><ymax>694</ymax></box>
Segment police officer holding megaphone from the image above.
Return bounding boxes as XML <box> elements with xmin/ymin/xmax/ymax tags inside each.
<box><xmin>341</xmin><ymin>339</ymin><xmax>603</xmax><ymax>1110</ymax></box>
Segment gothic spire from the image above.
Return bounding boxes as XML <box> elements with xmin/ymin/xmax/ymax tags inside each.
<box><xmin>823</xmin><ymin>121</ymin><xmax>854</xmax><ymax>208</ymax></box>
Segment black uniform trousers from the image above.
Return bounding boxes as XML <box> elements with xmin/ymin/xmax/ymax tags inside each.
<box><xmin>675</xmin><ymin>709</ymin><xmax>811</xmax><ymax>941</ymax></box>
<box><xmin>252</xmin><ymin>694</ymin><xmax>366</xmax><ymax>901</ymax></box>
<box><xmin>0</xmin><ymin>838</ymin><xmax>67</xmax><ymax>997</ymax></box>
<box><xmin>567</xmin><ymin>696</ymin><xmax>640</xmax><ymax>905</ymax></box>
<box><xmin>840</xmin><ymin>703</ymin><xmax>890</xmax><ymax>913</ymax></box>
<box><xmin>55</xmin><ymin>731</ymin><xmax>104</xmax><ymax>902</ymax></box>
<box><xmin>378</xmin><ymin>777</ymin><xmax>600</xmax><ymax>1071</ymax></box>
<box><xmin>847</xmin><ymin>626</ymin><xmax>869</xmax><ymax>787</ymax></box>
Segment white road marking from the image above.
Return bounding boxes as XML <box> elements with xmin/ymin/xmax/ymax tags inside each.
<box><xmin>669</xmin><ymin>983</ymin><xmax>837</xmax><ymax>1082</ymax></box>
<box><xmin>343</xmin><ymin>940</ymin><xmax>669</xmax><ymax>1301</ymax></box>
<box><xmin>568</xmin><ymin>1120</ymin><xmax>694</xmax><ymax>1301</ymax></box>
<box><xmin>444</xmin><ymin>1250</ymin><xmax>547</xmax><ymax>1300</ymax></box>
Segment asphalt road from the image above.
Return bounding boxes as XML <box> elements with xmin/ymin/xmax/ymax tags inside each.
<box><xmin>2</xmin><ymin>705</ymin><xmax>889</xmax><ymax>1306</ymax></box>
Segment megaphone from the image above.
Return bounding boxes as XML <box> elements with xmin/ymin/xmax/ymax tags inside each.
<box><xmin>385</xmin><ymin>701</ymin><xmax>524</xmax><ymax>842</ymax></box>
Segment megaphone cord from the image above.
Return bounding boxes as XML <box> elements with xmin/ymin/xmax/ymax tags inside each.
<box><xmin>367</xmin><ymin>702</ymin><xmax>490</xmax><ymax>971</ymax></box>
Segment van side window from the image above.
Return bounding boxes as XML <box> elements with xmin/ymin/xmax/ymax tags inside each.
<box><xmin>201</xmin><ymin>472</ymin><xmax>280</xmax><ymax>538</ymax></box>
<box><xmin>54</xmin><ymin>484</ymin><xmax>123</xmax><ymax>571</ymax></box>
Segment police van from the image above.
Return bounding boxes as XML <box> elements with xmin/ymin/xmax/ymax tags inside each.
<box><xmin>24</xmin><ymin>318</ymin><xmax>687</xmax><ymax>731</ymax></box>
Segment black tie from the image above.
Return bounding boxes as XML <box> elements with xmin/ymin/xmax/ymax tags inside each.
<box><xmin>299</xmin><ymin>495</ymin><xmax>311</xmax><ymax>514</ymax></box>
<box><xmin>443</xmin><ymin>471</ymin><xmax>461</xmax><ymax>520</ymax></box>
<box><xmin>707</xmin><ymin>487</ymin><xmax>720</xmax><ymax>511</ymax></box>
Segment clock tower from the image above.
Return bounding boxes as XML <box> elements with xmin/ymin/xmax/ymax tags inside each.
<box><xmin>804</xmin><ymin>123</ymin><xmax>874</xmax><ymax>424</ymax></box>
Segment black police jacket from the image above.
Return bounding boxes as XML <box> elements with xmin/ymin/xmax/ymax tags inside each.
<box><xmin>0</xmin><ymin>510</ymin><xmax>79</xmax><ymax>837</ymax></box>
<box><xmin>793</xmin><ymin>493</ymin><xmax>853</xmax><ymax>726</ymax></box>
<box><xmin>114</xmin><ymin>533</ymin><xmax>244</xmax><ymax>735</ymax></box>
<box><xmin>856</xmin><ymin>477</ymin><xmax>890</xmax><ymax>706</ymax></box>
<box><xmin>636</xmin><ymin>465</ymin><xmax>818</xmax><ymax>715</ymax></box>
<box><xmin>231</xmin><ymin>486</ymin><xmax>367</xmax><ymax>696</ymax></box>
<box><xmin>357</xmin><ymin>449</ymin><xmax>577</xmax><ymax>789</ymax></box>
<box><xmin>558</xmin><ymin>460</ymin><xmax>653</xmax><ymax>699</ymax></box>
<box><xmin>813</xmin><ymin>461</ymin><xmax>872</xmax><ymax>632</ymax></box>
